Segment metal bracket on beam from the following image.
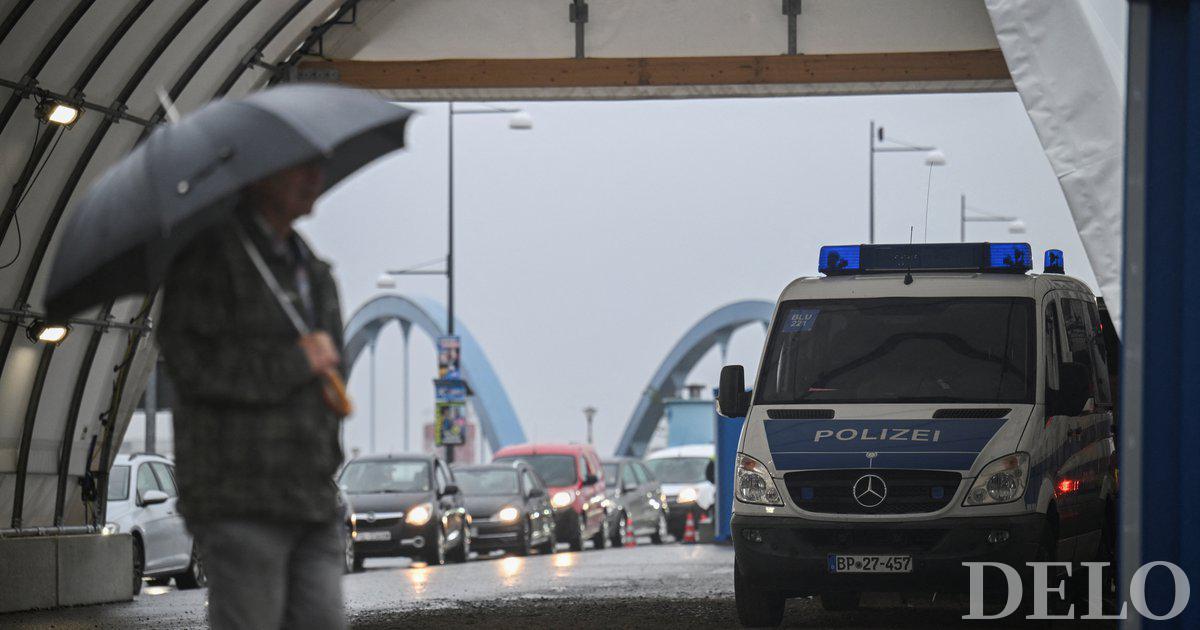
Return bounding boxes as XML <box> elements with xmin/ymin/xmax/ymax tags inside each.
<box><xmin>782</xmin><ymin>0</ymin><xmax>802</xmax><ymax>55</ymax></box>
<box><xmin>293</xmin><ymin>66</ymin><xmax>341</xmax><ymax>83</ymax></box>
<box><xmin>569</xmin><ymin>0</ymin><xmax>589</xmax><ymax>59</ymax></box>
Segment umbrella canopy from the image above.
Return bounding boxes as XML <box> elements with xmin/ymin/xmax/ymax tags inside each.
<box><xmin>45</xmin><ymin>84</ymin><xmax>412</xmax><ymax>319</ymax></box>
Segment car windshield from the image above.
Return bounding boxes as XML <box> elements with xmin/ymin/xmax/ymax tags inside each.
<box><xmin>494</xmin><ymin>455</ymin><xmax>577</xmax><ymax>487</ymax></box>
<box><xmin>455</xmin><ymin>469</ymin><xmax>520</xmax><ymax>495</ymax></box>
<box><xmin>107</xmin><ymin>465</ymin><xmax>130</xmax><ymax>501</ymax></box>
<box><xmin>339</xmin><ymin>460</ymin><xmax>430</xmax><ymax>494</ymax></box>
<box><xmin>756</xmin><ymin>297</ymin><xmax>1036</xmax><ymax>404</ymax></box>
<box><xmin>602</xmin><ymin>463</ymin><xmax>619</xmax><ymax>483</ymax></box>
<box><xmin>645</xmin><ymin>458</ymin><xmax>709</xmax><ymax>484</ymax></box>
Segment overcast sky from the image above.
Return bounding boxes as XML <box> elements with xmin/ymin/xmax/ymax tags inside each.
<box><xmin>299</xmin><ymin>89</ymin><xmax>1097</xmax><ymax>458</ymax></box>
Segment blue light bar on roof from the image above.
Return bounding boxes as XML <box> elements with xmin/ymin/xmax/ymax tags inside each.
<box><xmin>817</xmin><ymin>246</ymin><xmax>861</xmax><ymax>274</ymax></box>
<box><xmin>1044</xmin><ymin>249</ymin><xmax>1064</xmax><ymax>274</ymax></box>
<box><xmin>817</xmin><ymin>242</ymin><xmax>1033</xmax><ymax>275</ymax></box>
<box><xmin>987</xmin><ymin>243</ymin><xmax>1033</xmax><ymax>272</ymax></box>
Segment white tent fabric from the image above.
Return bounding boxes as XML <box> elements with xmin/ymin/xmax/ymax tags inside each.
<box><xmin>985</xmin><ymin>0</ymin><xmax>1125</xmax><ymax>332</ymax></box>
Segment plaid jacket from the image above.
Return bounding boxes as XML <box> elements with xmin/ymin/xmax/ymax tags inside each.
<box><xmin>158</xmin><ymin>210</ymin><xmax>344</xmax><ymax>524</ymax></box>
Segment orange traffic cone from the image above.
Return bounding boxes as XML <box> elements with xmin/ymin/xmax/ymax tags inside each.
<box><xmin>623</xmin><ymin>514</ymin><xmax>637</xmax><ymax>548</ymax></box>
<box><xmin>698</xmin><ymin>510</ymin><xmax>712</xmax><ymax>526</ymax></box>
<box><xmin>682</xmin><ymin>511</ymin><xmax>697</xmax><ymax>544</ymax></box>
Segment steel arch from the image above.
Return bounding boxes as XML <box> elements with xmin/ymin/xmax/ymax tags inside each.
<box><xmin>342</xmin><ymin>294</ymin><xmax>526</xmax><ymax>452</ymax></box>
<box><xmin>614</xmin><ymin>300</ymin><xmax>774</xmax><ymax>457</ymax></box>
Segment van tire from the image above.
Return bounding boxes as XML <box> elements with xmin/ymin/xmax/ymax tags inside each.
<box><xmin>819</xmin><ymin>592</ymin><xmax>861</xmax><ymax>611</ymax></box>
<box><xmin>735</xmin><ymin>559</ymin><xmax>784</xmax><ymax>627</ymax></box>
<box><xmin>567</xmin><ymin>512</ymin><xmax>586</xmax><ymax>552</ymax></box>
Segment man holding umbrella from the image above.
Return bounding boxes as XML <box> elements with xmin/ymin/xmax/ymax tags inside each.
<box><xmin>45</xmin><ymin>85</ymin><xmax>412</xmax><ymax>629</ymax></box>
<box><xmin>157</xmin><ymin>160</ymin><xmax>346</xmax><ymax>629</ymax></box>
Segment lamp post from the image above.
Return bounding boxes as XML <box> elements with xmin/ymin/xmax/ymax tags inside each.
<box><xmin>869</xmin><ymin>121</ymin><xmax>941</xmax><ymax>244</ymax></box>
<box><xmin>378</xmin><ymin>103</ymin><xmax>530</xmax><ymax>461</ymax></box>
<box><xmin>959</xmin><ymin>194</ymin><xmax>1027</xmax><ymax>242</ymax></box>
<box><xmin>583</xmin><ymin>406</ymin><xmax>597</xmax><ymax>445</ymax></box>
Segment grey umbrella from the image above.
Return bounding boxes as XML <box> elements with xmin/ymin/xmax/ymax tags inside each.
<box><xmin>45</xmin><ymin>83</ymin><xmax>412</xmax><ymax>319</ymax></box>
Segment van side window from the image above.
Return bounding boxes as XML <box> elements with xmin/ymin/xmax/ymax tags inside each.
<box><xmin>522</xmin><ymin>470</ymin><xmax>539</xmax><ymax>495</ymax></box>
<box><xmin>1044</xmin><ymin>300</ymin><xmax>1062</xmax><ymax>392</ymax></box>
<box><xmin>136</xmin><ymin>464</ymin><xmax>161</xmax><ymax>499</ymax></box>
<box><xmin>1062</xmin><ymin>299</ymin><xmax>1102</xmax><ymax>403</ymax></box>
<box><xmin>1083</xmin><ymin>301</ymin><xmax>1114</xmax><ymax>405</ymax></box>
<box><xmin>576</xmin><ymin>456</ymin><xmax>587</xmax><ymax>483</ymax></box>
<box><xmin>434</xmin><ymin>462</ymin><xmax>449</xmax><ymax>494</ymax></box>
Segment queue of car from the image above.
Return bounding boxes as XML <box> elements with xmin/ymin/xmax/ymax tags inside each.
<box><xmin>338</xmin><ymin>441</ymin><xmax>708</xmax><ymax>569</ymax></box>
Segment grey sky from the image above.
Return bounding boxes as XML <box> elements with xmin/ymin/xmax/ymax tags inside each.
<box><xmin>302</xmin><ymin>91</ymin><xmax>1095</xmax><ymax>458</ymax></box>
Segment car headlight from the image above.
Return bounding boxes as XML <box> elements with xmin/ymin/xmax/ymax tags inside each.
<box><xmin>496</xmin><ymin>506</ymin><xmax>521</xmax><ymax>523</ymax></box>
<box><xmin>964</xmin><ymin>453</ymin><xmax>1030</xmax><ymax>506</ymax></box>
<box><xmin>677</xmin><ymin>487</ymin><xmax>699</xmax><ymax>504</ymax></box>
<box><xmin>550</xmin><ymin>490</ymin><xmax>573</xmax><ymax>509</ymax></box>
<box><xmin>735</xmin><ymin>453</ymin><xmax>783</xmax><ymax>506</ymax></box>
<box><xmin>405</xmin><ymin>502</ymin><xmax>433</xmax><ymax>526</ymax></box>
<box><xmin>101</xmin><ymin>523</ymin><xmax>119</xmax><ymax>536</ymax></box>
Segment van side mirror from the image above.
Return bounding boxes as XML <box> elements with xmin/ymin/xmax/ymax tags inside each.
<box><xmin>583</xmin><ymin>474</ymin><xmax>599</xmax><ymax>486</ymax></box>
<box><xmin>1049</xmin><ymin>362</ymin><xmax>1091</xmax><ymax>417</ymax></box>
<box><xmin>527</xmin><ymin>487</ymin><xmax>544</xmax><ymax>499</ymax></box>
<box><xmin>442</xmin><ymin>483</ymin><xmax>460</xmax><ymax>496</ymax></box>
<box><xmin>704</xmin><ymin>461</ymin><xmax>715</xmax><ymax>484</ymax></box>
<box><xmin>140</xmin><ymin>490</ymin><xmax>169</xmax><ymax>506</ymax></box>
<box><xmin>717</xmin><ymin>365</ymin><xmax>751</xmax><ymax>418</ymax></box>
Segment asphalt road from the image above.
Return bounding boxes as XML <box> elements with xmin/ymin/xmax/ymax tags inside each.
<box><xmin>2</xmin><ymin>541</ymin><xmax>1118</xmax><ymax>629</ymax></box>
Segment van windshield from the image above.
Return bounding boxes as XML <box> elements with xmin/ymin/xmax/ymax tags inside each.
<box><xmin>756</xmin><ymin>297</ymin><xmax>1035</xmax><ymax>405</ymax></box>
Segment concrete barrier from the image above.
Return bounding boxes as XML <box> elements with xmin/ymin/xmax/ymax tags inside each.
<box><xmin>0</xmin><ymin>533</ymin><xmax>132</xmax><ymax>613</ymax></box>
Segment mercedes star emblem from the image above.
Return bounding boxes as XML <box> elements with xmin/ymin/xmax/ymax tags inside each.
<box><xmin>852</xmin><ymin>474</ymin><xmax>887</xmax><ymax>508</ymax></box>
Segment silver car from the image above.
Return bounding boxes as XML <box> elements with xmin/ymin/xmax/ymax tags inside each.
<box><xmin>105</xmin><ymin>453</ymin><xmax>205</xmax><ymax>593</ymax></box>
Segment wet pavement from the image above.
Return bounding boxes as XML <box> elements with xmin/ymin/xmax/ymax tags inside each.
<box><xmin>1</xmin><ymin>541</ymin><xmax>1118</xmax><ymax>629</ymax></box>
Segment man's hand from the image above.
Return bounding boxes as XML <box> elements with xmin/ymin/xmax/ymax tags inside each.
<box><xmin>298</xmin><ymin>331</ymin><xmax>340</xmax><ymax>375</ymax></box>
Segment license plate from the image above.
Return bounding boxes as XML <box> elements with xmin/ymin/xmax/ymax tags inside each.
<box><xmin>357</xmin><ymin>530</ymin><xmax>391</xmax><ymax>542</ymax></box>
<box><xmin>828</xmin><ymin>554</ymin><xmax>912</xmax><ymax>573</ymax></box>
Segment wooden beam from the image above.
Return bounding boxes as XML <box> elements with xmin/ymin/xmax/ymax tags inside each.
<box><xmin>299</xmin><ymin>49</ymin><xmax>1010</xmax><ymax>91</ymax></box>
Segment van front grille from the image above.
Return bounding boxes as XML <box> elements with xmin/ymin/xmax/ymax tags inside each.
<box><xmin>783</xmin><ymin>469</ymin><xmax>961</xmax><ymax>515</ymax></box>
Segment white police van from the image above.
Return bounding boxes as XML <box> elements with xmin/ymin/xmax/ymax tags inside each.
<box><xmin>719</xmin><ymin>243</ymin><xmax>1118</xmax><ymax>626</ymax></box>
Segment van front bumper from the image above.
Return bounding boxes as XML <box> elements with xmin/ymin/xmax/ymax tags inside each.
<box><xmin>732</xmin><ymin>513</ymin><xmax>1044</xmax><ymax>597</ymax></box>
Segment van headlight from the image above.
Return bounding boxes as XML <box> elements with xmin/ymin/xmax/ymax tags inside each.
<box><xmin>735</xmin><ymin>453</ymin><xmax>782</xmax><ymax>506</ymax></box>
<box><xmin>101</xmin><ymin>523</ymin><xmax>119</xmax><ymax>536</ymax></box>
<box><xmin>964</xmin><ymin>453</ymin><xmax>1030</xmax><ymax>506</ymax></box>
<box><xmin>676</xmin><ymin>487</ymin><xmax>699</xmax><ymax>503</ymax></box>
<box><xmin>405</xmin><ymin>502</ymin><xmax>433</xmax><ymax>526</ymax></box>
<box><xmin>496</xmin><ymin>506</ymin><xmax>521</xmax><ymax>523</ymax></box>
<box><xmin>550</xmin><ymin>491</ymin><xmax>574</xmax><ymax>509</ymax></box>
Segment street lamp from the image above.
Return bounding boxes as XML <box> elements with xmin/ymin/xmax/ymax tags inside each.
<box><xmin>959</xmin><ymin>194</ymin><xmax>1026</xmax><ymax>242</ymax></box>
<box><xmin>869</xmin><ymin>121</ymin><xmax>940</xmax><ymax>244</ymax></box>
<box><xmin>445</xmin><ymin>103</ymin><xmax>532</xmax><ymax>336</ymax></box>
<box><xmin>377</xmin><ymin>103</ymin><xmax>531</xmax><ymax>464</ymax></box>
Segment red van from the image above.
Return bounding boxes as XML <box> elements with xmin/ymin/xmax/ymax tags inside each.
<box><xmin>492</xmin><ymin>443</ymin><xmax>610</xmax><ymax>551</ymax></box>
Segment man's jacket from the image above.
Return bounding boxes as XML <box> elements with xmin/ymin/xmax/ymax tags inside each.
<box><xmin>159</xmin><ymin>210</ymin><xmax>344</xmax><ymax>524</ymax></box>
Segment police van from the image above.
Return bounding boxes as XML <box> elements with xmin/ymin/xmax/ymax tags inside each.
<box><xmin>719</xmin><ymin>243</ymin><xmax>1118</xmax><ymax>626</ymax></box>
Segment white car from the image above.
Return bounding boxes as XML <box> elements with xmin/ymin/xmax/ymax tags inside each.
<box><xmin>644</xmin><ymin>444</ymin><xmax>715</xmax><ymax>539</ymax></box>
<box><xmin>105</xmin><ymin>453</ymin><xmax>205</xmax><ymax>593</ymax></box>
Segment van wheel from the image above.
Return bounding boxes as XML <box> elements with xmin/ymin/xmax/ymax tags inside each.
<box><xmin>735</xmin><ymin>559</ymin><xmax>784</xmax><ymax>626</ymax></box>
<box><xmin>423</xmin><ymin>527</ymin><xmax>446</xmax><ymax>565</ymax></box>
<box><xmin>131</xmin><ymin>537</ymin><xmax>145</xmax><ymax>595</ymax></box>
<box><xmin>175</xmin><ymin>545</ymin><xmax>207</xmax><ymax>590</ymax></box>
<box><xmin>650</xmin><ymin>511</ymin><xmax>667</xmax><ymax>545</ymax></box>
<box><xmin>610</xmin><ymin>511</ymin><xmax>627</xmax><ymax>547</ymax></box>
<box><xmin>567</xmin><ymin>512</ymin><xmax>586</xmax><ymax>552</ymax></box>
<box><xmin>537</xmin><ymin>525</ymin><xmax>558</xmax><ymax>554</ymax></box>
<box><xmin>819</xmin><ymin>592</ymin><xmax>860</xmax><ymax>611</ymax></box>
<box><xmin>591</xmin><ymin>512</ymin><xmax>610</xmax><ymax>550</ymax></box>
<box><xmin>448</xmin><ymin>523</ymin><xmax>470</xmax><ymax>563</ymax></box>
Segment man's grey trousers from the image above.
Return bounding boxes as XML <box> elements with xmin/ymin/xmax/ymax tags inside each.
<box><xmin>191</xmin><ymin>519</ymin><xmax>346</xmax><ymax>630</ymax></box>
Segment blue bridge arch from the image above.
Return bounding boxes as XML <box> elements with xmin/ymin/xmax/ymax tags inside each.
<box><xmin>342</xmin><ymin>294</ymin><xmax>526</xmax><ymax>452</ymax></box>
<box><xmin>615</xmin><ymin>300</ymin><xmax>775</xmax><ymax>457</ymax></box>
